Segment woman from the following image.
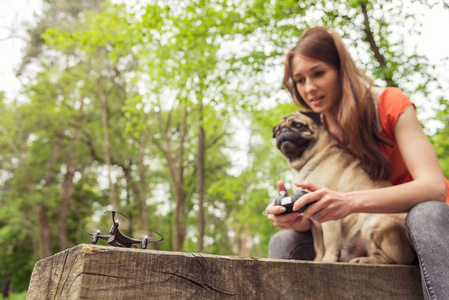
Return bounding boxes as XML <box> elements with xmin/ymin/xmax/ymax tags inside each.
<box><xmin>266</xmin><ymin>27</ymin><xmax>449</xmax><ymax>299</ymax></box>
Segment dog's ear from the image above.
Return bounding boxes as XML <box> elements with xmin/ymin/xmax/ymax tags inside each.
<box><xmin>272</xmin><ymin>125</ymin><xmax>278</xmax><ymax>138</ymax></box>
<box><xmin>300</xmin><ymin>111</ymin><xmax>322</xmax><ymax>124</ymax></box>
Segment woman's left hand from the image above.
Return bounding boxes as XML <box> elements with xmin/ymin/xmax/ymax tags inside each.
<box><xmin>293</xmin><ymin>181</ymin><xmax>355</xmax><ymax>223</ymax></box>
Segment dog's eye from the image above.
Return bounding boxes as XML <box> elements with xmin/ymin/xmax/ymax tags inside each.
<box><xmin>292</xmin><ymin>122</ymin><xmax>306</xmax><ymax>129</ymax></box>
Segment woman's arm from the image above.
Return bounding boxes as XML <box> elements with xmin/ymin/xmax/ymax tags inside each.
<box><xmin>353</xmin><ymin>106</ymin><xmax>446</xmax><ymax>210</ymax></box>
<box><xmin>293</xmin><ymin>106</ymin><xmax>447</xmax><ymax>222</ymax></box>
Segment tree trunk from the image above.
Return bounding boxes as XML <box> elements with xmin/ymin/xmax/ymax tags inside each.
<box><xmin>139</xmin><ymin>131</ymin><xmax>149</xmax><ymax>231</ymax></box>
<box><xmin>154</xmin><ymin>106</ymin><xmax>189</xmax><ymax>251</ymax></box>
<box><xmin>27</xmin><ymin>134</ymin><xmax>62</xmax><ymax>259</ymax></box>
<box><xmin>13</xmin><ymin>101</ymin><xmax>52</xmax><ymax>259</ymax></box>
<box><xmin>27</xmin><ymin>244</ymin><xmax>424</xmax><ymax>300</ymax></box>
<box><xmin>197</xmin><ymin>98</ymin><xmax>205</xmax><ymax>253</ymax></box>
<box><xmin>58</xmin><ymin>167</ymin><xmax>74</xmax><ymax>251</ymax></box>
<box><xmin>59</xmin><ymin>96</ymin><xmax>85</xmax><ymax>251</ymax></box>
<box><xmin>1</xmin><ymin>272</ymin><xmax>10</xmax><ymax>298</ymax></box>
<box><xmin>37</xmin><ymin>134</ymin><xmax>63</xmax><ymax>258</ymax></box>
<box><xmin>173</xmin><ymin>107</ymin><xmax>188</xmax><ymax>251</ymax></box>
<box><xmin>99</xmin><ymin>81</ymin><xmax>118</xmax><ymax>210</ymax></box>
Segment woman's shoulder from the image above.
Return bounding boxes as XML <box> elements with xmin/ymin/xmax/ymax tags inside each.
<box><xmin>380</xmin><ymin>86</ymin><xmax>408</xmax><ymax>99</ymax></box>
<box><xmin>377</xmin><ymin>86</ymin><xmax>415</xmax><ymax>113</ymax></box>
<box><xmin>372</xmin><ymin>86</ymin><xmax>407</xmax><ymax>102</ymax></box>
<box><xmin>374</xmin><ymin>86</ymin><xmax>416</xmax><ymax>134</ymax></box>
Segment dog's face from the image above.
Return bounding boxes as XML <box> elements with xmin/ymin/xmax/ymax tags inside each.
<box><xmin>273</xmin><ymin>112</ymin><xmax>322</xmax><ymax>162</ymax></box>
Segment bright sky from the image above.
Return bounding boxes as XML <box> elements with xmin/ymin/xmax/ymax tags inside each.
<box><xmin>0</xmin><ymin>0</ymin><xmax>43</xmax><ymax>100</ymax></box>
<box><xmin>405</xmin><ymin>3</ymin><xmax>449</xmax><ymax>132</ymax></box>
<box><xmin>413</xmin><ymin>5</ymin><xmax>449</xmax><ymax>65</ymax></box>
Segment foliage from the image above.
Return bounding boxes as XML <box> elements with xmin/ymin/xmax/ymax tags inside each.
<box><xmin>431</xmin><ymin>97</ymin><xmax>449</xmax><ymax>178</ymax></box>
<box><xmin>0</xmin><ymin>292</ymin><xmax>27</xmax><ymax>300</ymax></box>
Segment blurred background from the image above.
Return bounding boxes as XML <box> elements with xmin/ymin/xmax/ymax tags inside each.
<box><xmin>1</xmin><ymin>0</ymin><xmax>448</xmax><ymax>297</ymax></box>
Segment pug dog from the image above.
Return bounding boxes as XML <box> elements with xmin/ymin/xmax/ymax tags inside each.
<box><xmin>272</xmin><ymin>111</ymin><xmax>415</xmax><ymax>264</ymax></box>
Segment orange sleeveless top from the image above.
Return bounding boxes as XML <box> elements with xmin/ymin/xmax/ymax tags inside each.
<box><xmin>377</xmin><ymin>87</ymin><xmax>449</xmax><ymax>204</ymax></box>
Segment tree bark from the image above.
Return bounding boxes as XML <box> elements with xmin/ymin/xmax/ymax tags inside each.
<box><xmin>360</xmin><ymin>2</ymin><xmax>397</xmax><ymax>87</ymax></box>
<box><xmin>139</xmin><ymin>131</ymin><xmax>149</xmax><ymax>231</ymax></box>
<box><xmin>197</xmin><ymin>98</ymin><xmax>205</xmax><ymax>253</ymax></box>
<box><xmin>156</xmin><ymin>107</ymin><xmax>189</xmax><ymax>251</ymax></box>
<box><xmin>12</xmin><ymin>101</ymin><xmax>50</xmax><ymax>259</ymax></box>
<box><xmin>173</xmin><ymin>107</ymin><xmax>188</xmax><ymax>251</ymax></box>
<box><xmin>99</xmin><ymin>79</ymin><xmax>118</xmax><ymax>210</ymax></box>
<box><xmin>58</xmin><ymin>96</ymin><xmax>85</xmax><ymax>251</ymax></box>
<box><xmin>1</xmin><ymin>272</ymin><xmax>10</xmax><ymax>298</ymax></box>
<box><xmin>27</xmin><ymin>244</ymin><xmax>424</xmax><ymax>300</ymax></box>
<box><xmin>35</xmin><ymin>133</ymin><xmax>63</xmax><ymax>258</ymax></box>
<box><xmin>58</xmin><ymin>167</ymin><xmax>74</xmax><ymax>251</ymax></box>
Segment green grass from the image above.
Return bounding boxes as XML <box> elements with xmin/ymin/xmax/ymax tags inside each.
<box><xmin>0</xmin><ymin>291</ymin><xmax>27</xmax><ymax>300</ymax></box>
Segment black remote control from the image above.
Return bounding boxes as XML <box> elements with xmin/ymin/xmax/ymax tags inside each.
<box><xmin>274</xmin><ymin>189</ymin><xmax>315</xmax><ymax>214</ymax></box>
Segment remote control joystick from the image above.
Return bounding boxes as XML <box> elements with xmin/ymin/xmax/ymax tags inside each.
<box><xmin>274</xmin><ymin>188</ymin><xmax>315</xmax><ymax>214</ymax></box>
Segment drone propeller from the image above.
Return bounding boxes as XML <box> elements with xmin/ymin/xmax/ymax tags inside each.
<box><xmin>82</xmin><ymin>211</ymin><xmax>164</xmax><ymax>249</ymax></box>
<box><xmin>141</xmin><ymin>231</ymin><xmax>164</xmax><ymax>249</ymax></box>
<box><xmin>141</xmin><ymin>236</ymin><xmax>149</xmax><ymax>249</ymax></box>
<box><xmin>81</xmin><ymin>222</ymin><xmax>110</xmax><ymax>244</ymax></box>
<box><xmin>107</xmin><ymin>210</ymin><xmax>128</xmax><ymax>234</ymax></box>
<box><xmin>109</xmin><ymin>210</ymin><xmax>128</xmax><ymax>224</ymax></box>
<box><xmin>91</xmin><ymin>230</ymin><xmax>100</xmax><ymax>244</ymax></box>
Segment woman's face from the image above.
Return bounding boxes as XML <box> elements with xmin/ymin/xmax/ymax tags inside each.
<box><xmin>291</xmin><ymin>55</ymin><xmax>342</xmax><ymax>115</ymax></box>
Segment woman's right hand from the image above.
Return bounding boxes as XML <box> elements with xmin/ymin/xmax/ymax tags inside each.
<box><xmin>265</xmin><ymin>181</ymin><xmax>312</xmax><ymax>232</ymax></box>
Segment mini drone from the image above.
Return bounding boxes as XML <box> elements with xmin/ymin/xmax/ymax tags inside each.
<box><xmin>82</xmin><ymin>210</ymin><xmax>164</xmax><ymax>249</ymax></box>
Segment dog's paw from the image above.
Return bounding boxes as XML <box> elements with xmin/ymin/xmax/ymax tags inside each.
<box><xmin>349</xmin><ymin>256</ymin><xmax>384</xmax><ymax>264</ymax></box>
<box><xmin>313</xmin><ymin>253</ymin><xmax>324</xmax><ymax>262</ymax></box>
<box><xmin>321</xmin><ymin>253</ymin><xmax>339</xmax><ymax>263</ymax></box>
<box><xmin>349</xmin><ymin>257</ymin><xmax>371</xmax><ymax>264</ymax></box>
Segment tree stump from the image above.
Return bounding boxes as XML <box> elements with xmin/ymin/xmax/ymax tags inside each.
<box><xmin>27</xmin><ymin>244</ymin><xmax>423</xmax><ymax>299</ymax></box>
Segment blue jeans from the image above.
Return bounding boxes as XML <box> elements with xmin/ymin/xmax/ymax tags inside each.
<box><xmin>268</xmin><ymin>229</ymin><xmax>315</xmax><ymax>260</ymax></box>
<box><xmin>268</xmin><ymin>201</ymin><xmax>449</xmax><ymax>299</ymax></box>
<box><xmin>406</xmin><ymin>201</ymin><xmax>449</xmax><ymax>300</ymax></box>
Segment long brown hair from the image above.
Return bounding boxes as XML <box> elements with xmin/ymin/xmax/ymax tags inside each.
<box><xmin>283</xmin><ymin>27</ymin><xmax>392</xmax><ymax>180</ymax></box>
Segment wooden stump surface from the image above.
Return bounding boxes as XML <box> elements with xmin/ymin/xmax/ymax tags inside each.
<box><xmin>27</xmin><ymin>244</ymin><xmax>423</xmax><ymax>300</ymax></box>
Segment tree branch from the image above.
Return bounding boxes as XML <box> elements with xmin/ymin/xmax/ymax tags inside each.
<box><xmin>360</xmin><ymin>2</ymin><xmax>397</xmax><ymax>86</ymax></box>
